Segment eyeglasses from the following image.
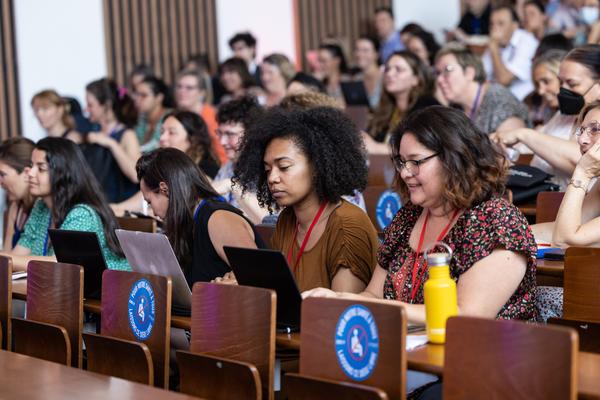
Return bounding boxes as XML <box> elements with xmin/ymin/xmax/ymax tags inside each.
<box><xmin>392</xmin><ymin>153</ymin><xmax>438</xmax><ymax>175</ymax></box>
<box><xmin>433</xmin><ymin>64</ymin><xmax>458</xmax><ymax>78</ymax></box>
<box><xmin>576</xmin><ymin>121</ymin><xmax>600</xmax><ymax>138</ymax></box>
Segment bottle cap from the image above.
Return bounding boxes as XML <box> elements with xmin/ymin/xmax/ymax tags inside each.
<box><xmin>424</xmin><ymin>242</ymin><xmax>453</xmax><ymax>267</ymax></box>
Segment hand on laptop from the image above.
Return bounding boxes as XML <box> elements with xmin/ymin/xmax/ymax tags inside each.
<box><xmin>301</xmin><ymin>287</ymin><xmax>338</xmax><ymax>299</ymax></box>
<box><xmin>212</xmin><ymin>271</ymin><xmax>238</xmax><ymax>285</ymax></box>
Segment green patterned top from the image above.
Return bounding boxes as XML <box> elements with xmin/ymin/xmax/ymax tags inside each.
<box><xmin>17</xmin><ymin>200</ymin><xmax>130</xmax><ymax>271</ymax></box>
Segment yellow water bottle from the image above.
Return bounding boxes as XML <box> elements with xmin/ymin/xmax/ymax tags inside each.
<box><xmin>423</xmin><ymin>242</ymin><xmax>457</xmax><ymax>344</ymax></box>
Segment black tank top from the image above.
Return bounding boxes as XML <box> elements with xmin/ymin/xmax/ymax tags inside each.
<box><xmin>186</xmin><ymin>199</ymin><xmax>266</xmax><ymax>287</ymax></box>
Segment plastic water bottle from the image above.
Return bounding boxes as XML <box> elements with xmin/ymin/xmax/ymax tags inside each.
<box><xmin>424</xmin><ymin>242</ymin><xmax>457</xmax><ymax>344</ymax></box>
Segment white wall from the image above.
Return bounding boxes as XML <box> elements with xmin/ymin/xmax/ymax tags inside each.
<box><xmin>216</xmin><ymin>0</ymin><xmax>297</xmax><ymax>65</ymax></box>
<box><xmin>14</xmin><ymin>0</ymin><xmax>107</xmax><ymax>142</ymax></box>
<box><xmin>393</xmin><ymin>0</ymin><xmax>461</xmax><ymax>43</ymax></box>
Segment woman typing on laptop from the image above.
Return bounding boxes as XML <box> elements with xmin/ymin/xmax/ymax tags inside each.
<box><xmin>136</xmin><ymin>148</ymin><xmax>265</xmax><ymax>285</ymax></box>
<box><xmin>232</xmin><ymin>106</ymin><xmax>379</xmax><ymax>292</ymax></box>
<box><xmin>2</xmin><ymin>137</ymin><xmax>129</xmax><ymax>271</ymax></box>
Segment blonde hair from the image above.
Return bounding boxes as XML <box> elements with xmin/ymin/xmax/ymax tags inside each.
<box><xmin>280</xmin><ymin>92</ymin><xmax>342</xmax><ymax>110</ymax></box>
<box><xmin>31</xmin><ymin>89</ymin><xmax>74</xmax><ymax>131</ymax></box>
<box><xmin>263</xmin><ymin>53</ymin><xmax>296</xmax><ymax>84</ymax></box>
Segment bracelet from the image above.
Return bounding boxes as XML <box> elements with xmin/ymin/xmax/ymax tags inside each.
<box><xmin>568</xmin><ymin>179</ymin><xmax>588</xmax><ymax>192</ymax></box>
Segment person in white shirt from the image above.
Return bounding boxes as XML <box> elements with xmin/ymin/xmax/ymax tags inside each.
<box><xmin>228</xmin><ymin>32</ymin><xmax>261</xmax><ymax>86</ymax></box>
<box><xmin>482</xmin><ymin>5</ymin><xmax>539</xmax><ymax>100</ymax></box>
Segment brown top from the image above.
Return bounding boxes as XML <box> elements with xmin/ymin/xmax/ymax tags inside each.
<box><xmin>272</xmin><ymin>200</ymin><xmax>378</xmax><ymax>291</ymax></box>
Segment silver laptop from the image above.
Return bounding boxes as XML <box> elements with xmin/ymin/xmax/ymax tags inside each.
<box><xmin>115</xmin><ymin>229</ymin><xmax>192</xmax><ymax>310</ymax></box>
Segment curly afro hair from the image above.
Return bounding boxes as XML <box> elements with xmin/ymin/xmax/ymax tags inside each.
<box><xmin>232</xmin><ymin>106</ymin><xmax>368</xmax><ymax>212</ymax></box>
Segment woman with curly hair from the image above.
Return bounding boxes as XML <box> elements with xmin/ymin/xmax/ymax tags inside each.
<box><xmin>233</xmin><ymin>106</ymin><xmax>379</xmax><ymax>292</ymax></box>
<box><xmin>305</xmin><ymin>106</ymin><xmax>537</xmax><ymax>323</ymax></box>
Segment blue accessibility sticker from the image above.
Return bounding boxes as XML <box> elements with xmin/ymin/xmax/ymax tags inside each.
<box><xmin>127</xmin><ymin>278</ymin><xmax>156</xmax><ymax>341</ymax></box>
<box><xmin>375</xmin><ymin>190</ymin><xmax>402</xmax><ymax>229</ymax></box>
<box><xmin>334</xmin><ymin>304</ymin><xmax>379</xmax><ymax>381</ymax></box>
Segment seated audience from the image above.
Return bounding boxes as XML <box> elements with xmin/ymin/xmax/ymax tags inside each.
<box><xmin>406</xmin><ymin>29</ymin><xmax>441</xmax><ymax>67</ymax></box>
<box><xmin>318</xmin><ymin>43</ymin><xmax>351</xmax><ymax>104</ymax></box>
<box><xmin>136</xmin><ymin>148</ymin><xmax>264</xmax><ymax>284</ymax></box>
<box><xmin>133</xmin><ymin>76</ymin><xmax>173</xmax><ymax>152</ymax></box>
<box><xmin>212</xmin><ymin>96</ymin><xmax>268</xmax><ymax>224</ymax></box>
<box><xmin>352</xmin><ymin>35</ymin><xmax>383</xmax><ymax>108</ymax></box>
<box><xmin>175</xmin><ymin>68</ymin><xmax>226</xmax><ymax>164</ymax></box>
<box><xmin>112</xmin><ymin>110</ymin><xmax>221</xmax><ymax>215</ymax></box>
<box><xmin>492</xmin><ymin>44</ymin><xmax>600</xmax><ymax>191</ymax></box>
<box><xmin>305</xmin><ymin>105</ymin><xmax>537</xmax><ymax>324</ymax></box>
<box><xmin>523</xmin><ymin>0</ymin><xmax>551</xmax><ymax>40</ymax></box>
<box><xmin>128</xmin><ymin>63</ymin><xmax>154</xmax><ymax>92</ymax></box>
<box><xmin>448</xmin><ymin>0</ymin><xmax>492</xmax><ymax>41</ymax></box>
<box><xmin>217</xmin><ymin>57</ymin><xmax>260</xmax><ymax>104</ymax></box>
<box><xmin>526</xmin><ymin>49</ymin><xmax>566</xmax><ymax>127</ymax></box>
<box><xmin>233</xmin><ymin>106</ymin><xmax>379</xmax><ymax>292</ymax></box>
<box><xmin>3</xmin><ymin>137</ymin><xmax>128</xmax><ymax>271</ymax></box>
<box><xmin>366</xmin><ymin>50</ymin><xmax>440</xmax><ymax>154</ymax></box>
<box><xmin>0</xmin><ymin>138</ymin><xmax>35</xmax><ymax>251</ymax></box>
<box><xmin>554</xmin><ymin>101</ymin><xmax>600</xmax><ymax>246</ymax></box>
<box><xmin>435</xmin><ymin>44</ymin><xmax>528</xmax><ymax>133</ymax></box>
<box><xmin>482</xmin><ymin>5</ymin><xmax>539</xmax><ymax>100</ymax></box>
<box><xmin>84</xmin><ymin>78</ymin><xmax>141</xmax><ymax>203</ymax></box>
<box><xmin>260</xmin><ymin>53</ymin><xmax>295</xmax><ymax>107</ymax></box>
<box><xmin>374</xmin><ymin>6</ymin><xmax>404</xmax><ymax>63</ymax></box>
<box><xmin>549</xmin><ymin>0</ymin><xmax>588</xmax><ymax>43</ymax></box>
<box><xmin>228</xmin><ymin>31</ymin><xmax>261</xmax><ymax>86</ymax></box>
<box><xmin>31</xmin><ymin>90</ymin><xmax>83</xmax><ymax>143</ymax></box>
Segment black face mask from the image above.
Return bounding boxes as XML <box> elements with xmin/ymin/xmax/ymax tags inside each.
<box><xmin>557</xmin><ymin>87</ymin><xmax>585</xmax><ymax>115</ymax></box>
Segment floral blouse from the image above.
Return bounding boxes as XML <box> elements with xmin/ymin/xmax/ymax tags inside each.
<box><xmin>378</xmin><ymin>197</ymin><xmax>537</xmax><ymax>321</ymax></box>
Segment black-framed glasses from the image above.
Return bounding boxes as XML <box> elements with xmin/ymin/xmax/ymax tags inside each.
<box><xmin>576</xmin><ymin>121</ymin><xmax>600</xmax><ymax>138</ymax></box>
<box><xmin>392</xmin><ymin>153</ymin><xmax>438</xmax><ymax>175</ymax></box>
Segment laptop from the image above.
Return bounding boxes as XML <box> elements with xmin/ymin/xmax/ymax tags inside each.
<box><xmin>48</xmin><ymin>229</ymin><xmax>107</xmax><ymax>300</ymax></box>
<box><xmin>340</xmin><ymin>81</ymin><xmax>370</xmax><ymax>107</ymax></box>
<box><xmin>223</xmin><ymin>246</ymin><xmax>302</xmax><ymax>332</ymax></box>
<box><xmin>115</xmin><ymin>229</ymin><xmax>192</xmax><ymax>312</ymax></box>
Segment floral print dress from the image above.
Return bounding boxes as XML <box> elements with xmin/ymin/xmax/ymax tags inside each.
<box><xmin>378</xmin><ymin>197</ymin><xmax>537</xmax><ymax>321</ymax></box>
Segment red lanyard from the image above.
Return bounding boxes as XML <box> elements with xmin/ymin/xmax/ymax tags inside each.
<box><xmin>410</xmin><ymin>208</ymin><xmax>460</xmax><ymax>301</ymax></box>
<box><xmin>287</xmin><ymin>201</ymin><xmax>328</xmax><ymax>274</ymax></box>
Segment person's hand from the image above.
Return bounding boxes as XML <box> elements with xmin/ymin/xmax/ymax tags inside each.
<box><xmin>87</xmin><ymin>132</ymin><xmax>115</xmax><ymax>148</ymax></box>
<box><xmin>301</xmin><ymin>287</ymin><xmax>338</xmax><ymax>299</ymax></box>
<box><xmin>212</xmin><ymin>271</ymin><xmax>238</xmax><ymax>285</ymax></box>
<box><xmin>490</xmin><ymin>129</ymin><xmax>521</xmax><ymax>147</ymax></box>
<box><xmin>575</xmin><ymin>139</ymin><xmax>600</xmax><ymax>180</ymax></box>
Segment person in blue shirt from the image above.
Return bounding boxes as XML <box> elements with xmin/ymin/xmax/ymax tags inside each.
<box><xmin>374</xmin><ymin>6</ymin><xmax>404</xmax><ymax>64</ymax></box>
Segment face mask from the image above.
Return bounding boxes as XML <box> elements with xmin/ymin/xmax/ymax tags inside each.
<box><xmin>558</xmin><ymin>87</ymin><xmax>585</xmax><ymax>115</ymax></box>
<box><xmin>580</xmin><ymin>6</ymin><xmax>599</xmax><ymax>25</ymax></box>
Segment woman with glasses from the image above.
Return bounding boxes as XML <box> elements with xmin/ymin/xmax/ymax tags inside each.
<box><xmin>305</xmin><ymin>106</ymin><xmax>537</xmax><ymax>324</ymax></box>
<box><xmin>492</xmin><ymin>45</ymin><xmax>600</xmax><ymax>194</ymax></box>
<box><xmin>554</xmin><ymin>101</ymin><xmax>600</xmax><ymax>246</ymax></box>
<box><xmin>434</xmin><ymin>43</ymin><xmax>528</xmax><ymax>134</ymax></box>
<box><xmin>233</xmin><ymin>106</ymin><xmax>379</xmax><ymax>292</ymax></box>
<box><xmin>175</xmin><ymin>69</ymin><xmax>226</xmax><ymax>164</ymax></box>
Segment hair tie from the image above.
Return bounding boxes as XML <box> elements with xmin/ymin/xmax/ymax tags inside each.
<box><xmin>118</xmin><ymin>86</ymin><xmax>128</xmax><ymax>100</ymax></box>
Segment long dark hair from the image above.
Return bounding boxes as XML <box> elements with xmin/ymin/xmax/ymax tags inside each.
<box><xmin>86</xmin><ymin>78</ymin><xmax>138</xmax><ymax>127</ymax></box>
<box><xmin>163</xmin><ymin>110</ymin><xmax>219</xmax><ymax>166</ymax></box>
<box><xmin>136</xmin><ymin>148</ymin><xmax>219</xmax><ymax>269</ymax></box>
<box><xmin>35</xmin><ymin>137</ymin><xmax>123</xmax><ymax>256</ymax></box>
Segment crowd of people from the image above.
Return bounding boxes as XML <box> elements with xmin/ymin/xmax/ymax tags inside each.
<box><xmin>1</xmin><ymin>1</ymin><xmax>600</xmax><ymax>397</ymax></box>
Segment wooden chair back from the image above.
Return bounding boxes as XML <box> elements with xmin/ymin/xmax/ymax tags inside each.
<box><xmin>190</xmin><ymin>282</ymin><xmax>276</xmax><ymax>400</ymax></box>
<box><xmin>535</xmin><ymin>191</ymin><xmax>565</xmax><ymax>223</ymax></box>
<box><xmin>83</xmin><ymin>332</ymin><xmax>154</xmax><ymax>385</ymax></box>
<box><xmin>177</xmin><ymin>351</ymin><xmax>261</xmax><ymax>399</ymax></box>
<box><xmin>12</xmin><ymin>318</ymin><xmax>71</xmax><ymax>365</ymax></box>
<box><xmin>0</xmin><ymin>256</ymin><xmax>11</xmax><ymax>350</ymax></box>
<box><xmin>285</xmin><ymin>373</ymin><xmax>388</xmax><ymax>400</ymax></box>
<box><xmin>564</xmin><ymin>247</ymin><xmax>600</xmax><ymax>323</ymax></box>
<box><xmin>255</xmin><ymin>224</ymin><xmax>275</xmax><ymax>249</ymax></box>
<box><xmin>367</xmin><ymin>154</ymin><xmax>395</xmax><ymax>188</ymax></box>
<box><xmin>363</xmin><ymin>186</ymin><xmax>400</xmax><ymax>232</ymax></box>
<box><xmin>116</xmin><ymin>216</ymin><xmax>157</xmax><ymax>233</ymax></box>
<box><xmin>443</xmin><ymin>316</ymin><xmax>578</xmax><ymax>400</ymax></box>
<box><xmin>300</xmin><ymin>297</ymin><xmax>406</xmax><ymax>400</ymax></box>
<box><xmin>98</xmin><ymin>270</ymin><xmax>171</xmax><ymax>388</ymax></box>
<box><xmin>23</xmin><ymin>260</ymin><xmax>83</xmax><ymax>367</ymax></box>
<box><xmin>548</xmin><ymin>317</ymin><xmax>600</xmax><ymax>354</ymax></box>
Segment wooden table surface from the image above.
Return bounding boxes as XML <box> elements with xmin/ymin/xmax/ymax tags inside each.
<box><xmin>0</xmin><ymin>350</ymin><xmax>201</xmax><ymax>399</ymax></box>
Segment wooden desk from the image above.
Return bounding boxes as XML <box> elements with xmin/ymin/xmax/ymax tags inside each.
<box><xmin>0</xmin><ymin>349</ymin><xmax>200</xmax><ymax>399</ymax></box>
<box><xmin>537</xmin><ymin>259</ymin><xmax>564</xmax><ymax>287</ymax></box>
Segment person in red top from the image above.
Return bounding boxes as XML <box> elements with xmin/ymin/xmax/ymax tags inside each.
<box><xmin>175</xmin><ymin>68</ymin><xmax>227</xmax><ymax>165</ymax></box>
